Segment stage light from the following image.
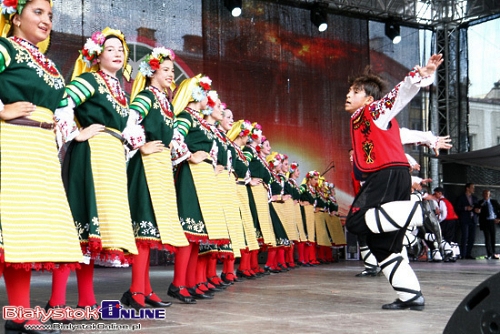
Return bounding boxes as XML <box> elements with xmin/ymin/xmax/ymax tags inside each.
<box><xmin>310</xmin><ymin>7</ymin><xmax>328</xmax><ymax>32</ymax></box>
<box><xmin>224</xmin><ymin>0</ymin><xmax>242</xmax><ymax>17</ymax></box>
<box><xmin>385</xmin><ymin>23</ymin><xmax>401</xmax><ymax>44</ymax></box>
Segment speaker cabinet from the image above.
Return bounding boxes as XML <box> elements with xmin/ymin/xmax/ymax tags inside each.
<box><xmin>444</xmin><ymin>272</ymin><xmax>500</xmax><ymax>334</ymax></box>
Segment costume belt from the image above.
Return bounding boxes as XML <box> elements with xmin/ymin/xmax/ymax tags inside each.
<box><xmin>103</xmin><ymin>127</ymin><xmax>126</xmax><ymax>144</ymax></box>
<box><xmin>5</xmin><ymin>105</ymin><xmax>56</xmax><ymax>130</ymax></box>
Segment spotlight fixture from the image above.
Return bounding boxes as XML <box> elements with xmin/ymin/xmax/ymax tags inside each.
<box><xmin>385</xmin><ymin>23</ymin><xmax>401</xmax><ymax>44</ymax></box>
<box><xmin>310</xmin><ymin>6</ymin><xmax>328</xmax><ymax>32</ymax></box>
<box><xmin>224</xmin><ymin>0</ymin><xmax>242</xmax><ymax>17</ymax></box>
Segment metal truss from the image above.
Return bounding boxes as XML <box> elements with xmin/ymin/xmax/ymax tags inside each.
<box><xmin>263</xmin><ymin>0</ymin><xmax>500</xmax><ymax>28</ymax></box>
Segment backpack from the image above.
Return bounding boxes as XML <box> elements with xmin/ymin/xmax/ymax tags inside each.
<box><xmin>439</xmin><ymin>198</ymin><xmax>458</xmax><ymax>220</ymax></box>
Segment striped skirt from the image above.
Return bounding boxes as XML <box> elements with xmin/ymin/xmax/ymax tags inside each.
<box><xmin>0</xmin><ymin>107</ymin><xmax>82</xmax><ymax>266</ymax></box>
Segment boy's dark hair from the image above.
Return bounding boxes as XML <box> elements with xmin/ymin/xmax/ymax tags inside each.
<box><xmin>348</xmin><ymin>66</ymin><xmax>387</xmax><ymax>101</ymax></box>
<box><xmin>434</xmin><ymin>187</ymin><xmax>445</xmax><ymax>194</ymax></box>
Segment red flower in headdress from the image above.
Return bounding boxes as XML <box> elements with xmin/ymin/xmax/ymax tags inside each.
<box><xmin>207</xmin><ymin>95</ymin><xmax>216</xmax><ymax>108</ymax></box>
<box><xmin>3</xmin><ymin>0</ymin><xmax>18</xmax><ymax>8</ymax></box>
<box><xmin>149</xmin><ymin>58</ymin><xmax>160</xmax><ymax>71</ymax></box>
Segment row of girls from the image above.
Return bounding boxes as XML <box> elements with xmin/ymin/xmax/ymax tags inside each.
<box><xmin>0</xmin><ymin>1</ymin><xmax>345</xmax><ymax>332</ymax></box>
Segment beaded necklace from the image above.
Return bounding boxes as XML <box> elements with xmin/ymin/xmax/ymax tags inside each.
<box><xmin>97</xmin><ymin>70</ymin><xmax>127</xmax><ymax>106</ymax></box>
<box><xmin>148</xmin><ymin>86</ymin><xmax>173</xmax><ymax>118</ymax></box>
<box><xmin>11</xmin><ymin>36</ymin><xmax>58</xmax><ymax>76</ymax></box>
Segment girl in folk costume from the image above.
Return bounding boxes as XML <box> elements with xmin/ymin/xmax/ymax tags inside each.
<box><xmin>213</xmin><ymin>106</ymin><xmax>249</xmax><ymax>285</ymax></box>
<box><xmin>300</xmin><ymin>171</ymin><xmax>321</xmax><ymax>266</ymax></box>
<box><xmin>52</xmin><ymin>27</ymin><xmax>144</xmax><ymax>310</ymax></box>
<box><xmin>226</xmin><ymin>119</ymin><xmax>261</xmax><ymax>281</ymax></box>
<box><xmin>123</xmin><ymin>47</ymin><xmax>189</xmax><ymax>310</ymax></box>
<box><xmin>325</xmin><ymin>182</ymin><xmax>347</xmax><ymax>254</ymax></box>
<box><xmin>265</xmin><ymin>152</ymin><xmax>292</xmax><ymax>272</ymax></box>
<box><xmin>315</xmin><ymin>177</ymin><xmax>335</xmax><ymax>263</ymax></box>
<box><xmin>194</xmin><ymin>92</ymin><xmax>236</xmax><ymax>294</ymax></box>
<box><xmin>172</xmin><ymin>75</ymin><xmax>231</xmax><ymax>301</ymax></box>
<box><xmin>279</xmin><ymin>156</ymin><xmax>301</xmax><ymax>269</ymax></box>
<box><xmin>0</xmin><ymin>0</ymin><xmax>82</xmax><ymax>331</ymax></box>
<box><xmin>242</xmin><ymin>125</ymin><xmax>275</xmax><ymax>276</ymax></box>
<box><xmin>287</xmin><ymin>162</ymin><xmax>308</xmax><ymax>266</ymax></box>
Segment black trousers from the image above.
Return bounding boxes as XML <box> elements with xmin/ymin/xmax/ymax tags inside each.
<box><xmin>440</xmin><ymin>219</ymin><xmax>458</xmax><ymax>243</ymax></box>
<box><xmin>346</xmin><ymin>167</ymin><xmax>411</xmax><ymax>262</ymax></box>
<box><xmin>482</xmin><ymin>219</ymin><xmax>497</xmax><ymax>257</ymax></box>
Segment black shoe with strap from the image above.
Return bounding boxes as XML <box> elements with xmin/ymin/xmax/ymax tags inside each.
<box><xmin>187</xmin><ymin>286</ymin><xmax>214</xmax><ymax>299</ymax></box>
<box><xmin>120</xmin><ymin>290</ymin><xmax>146</xmax><ymax>311</ymax></box>
<box><xmin>167</xmin><ymin>284</ymin><xmax>196</xmax><ymax>304</ymax></box>
<box><xmin>144</xmin><ymin>291</ymin><xmax>172</xmax><ymax>308</ymax></box>
<box><xmin>44</xmin><ymin>302</ymin><xmax>72</xmax><ymax>324</ymax></box>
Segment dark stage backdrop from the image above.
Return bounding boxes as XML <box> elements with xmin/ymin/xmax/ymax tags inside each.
<box><xmin>48</xmin><ymin>0</ymin><xmax>423</xmax><ymax>215</ymax></box>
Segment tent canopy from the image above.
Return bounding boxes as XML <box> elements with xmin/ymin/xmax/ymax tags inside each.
<box><xmin>438</xmin><ymin>145</ymin><xmax>500</xmax><ymax>171</ymax></box>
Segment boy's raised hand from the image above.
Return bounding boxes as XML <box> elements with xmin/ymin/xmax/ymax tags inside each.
<box><xmin>416</xmin><ymin>54</ymin><xmax>444</xmax><ymax>77</ymax></box>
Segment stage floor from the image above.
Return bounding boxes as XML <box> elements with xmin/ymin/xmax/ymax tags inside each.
<box><xmin>1</xmin><ymin>259</ymin><xmax>499</xmax><ymax>334</ymax></box>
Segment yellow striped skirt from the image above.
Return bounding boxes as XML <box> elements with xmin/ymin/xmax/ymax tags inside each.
<box><xmin>271</xmin><ymin>201</ymin><xmax>299</xmax><ymax>241</ymax></box>
<box><xmin>281</xmin><ymin>200</ymin><xmax>300</xmax><ymax>241</ymax></box>
<box><xmin>142</xmin><ymin>149</ymin><xmax>189</xmax><ymax>248</ymax></box>
<box><xmin>302</xmin><ymin>205</ymin><xmax>316</xmax><ymax>243</ymax></box>
<box><xmin>249</xmin><ymin>185</ymin><xmax>276</xmax><ymax>246</ymax></box>
<box><xmin>0</xmin><ymin>107</ymin><xmax>82</xmax><ymax>264</ymax></box>
<box><xmin>88</xmin><ymin>130</ymin><xmax>138</xmax><ymax>255</ymax></box>
<box><xmin>292</xmin><ymin>201</ymin><xmax>307</xmax><ymax>242</ymax></box>
<box><xmin>325</xmin><ymin>214</ymin><xmax>346</xmax><ymax>246</ymax></box>
<box><xmin>315</xmin><ymin>212</ymin><xmax>332</xmax><ymax>246</ymax></box>
<box><xmin>189</xmin><ymin>161</ymin><xmax>230</xmax><ymax>241</ymax></box>
<box><xmin>215</xmin><ymin>172</ymin><xmax>246</xmax><ymax>255</ymax></box>
<box><xmin>235</xmin><ymin>184</ymin><xmax>260</xmax><ymax>251</ymax></box>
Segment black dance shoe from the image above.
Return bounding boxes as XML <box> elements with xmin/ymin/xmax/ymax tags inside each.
<box><xmin>167</xmin><ymin>284</ymin><xmax>196</xmax><ymax>304</ymax></box>
<box><xmin>220</xmin><ymin>272</ymin><xmax>234</xmax><ymax>284</ymax></box>
<box><xmin>144</xmin><ymin>291</ymin><xmax>172</xmax><ymax>308</ymax></box>
<box><xmin>120</xmin><ymin>290</ymin><xmax>146</xmax><ymax>311</ymax></box>
<box><xmin>202</xmin><ymin>282</ymin><xmax>223</xmax><ymax>292</ymax></box>
<box><xmin>44</xmin><ymin>302</ymin><xmax>72</xmax><ymax>324</ymax></box>
<box><xmin>236</xmin><ymin>269</ymin><xmax>256</xmax><ymax>279</ymax></box>
<box><xmin>263</xmin><ymin>266</ymin><xmax>281</xmax><ymax>273</ymax></box>
<box><xmin>5</xmin><ymin>320</ymin><xmax>60</xmax><ymax>334</ymax></box>
<box><xmin>382</xmin><ymin>295</ymin><xmax>425</xmax><ymax>311</ymax></box>
<box><xmin>187</xmin><ymin>286</ymin><xmax>214</xmax><ymax>299</ymax></box>
<box><xmin>355</xmin><ymin>269</ymin><xmax>379</xmax><ymax>277</ymax></box>
<box><xmin>278</xmin><ymin>263</ymin><xmax>290</xmax><ymax>271</ymax></box>
<box><xmin>208</xmin><ymin>276</ymin><xmax>230</xmax><ymax>289</ymax></box>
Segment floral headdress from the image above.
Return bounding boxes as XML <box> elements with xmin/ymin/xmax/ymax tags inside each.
<box><xmin>0</xmin><ymin>0</ymin><xmax>53</xmax><ymax>53</ymax></box>
<box><xmin>289</xmin><ymin>162</ymin><xmax>299</xmax><ymax>174</ymax></box>
<box><xmin>239</xmin><ymin>120</ymin><xmax>252</xmax><ymax>138</ymax></box>
<box><xmin>202</xmin><ymin>90</ymin><xmax>218</xmax><ymax>116</ymax></box>
<box><xmin>227</xmin><ymin>119</ymin><xmax>251</xmax><ymax>141</ymax></box>
<box><xmin>138</xmin><ymin>47</ymin><xmax>175</xmax><ymax>77</ymax></box>
<box><xmin>250</xmin><ymin>123</ymin><xmax>262</xmax><ymax>142</ymax></box>
<box><xmin>306</xmin><ymin>170</ymin><xmax>319</xmax><ymax>179</ymax></box>
<box><xmin>81</xmin><ymin>31</ymin><xmax>106</xmax><ymax>68</ymax></box>
<box><xmin>1</xmin><ymin>0</ymin><xmax>27</xmax><ymax>17</ymax></box>
<box><xmin>266</xmin><ymin>151</ymin><xmax>282</xmax><ymax>169</ymax></box>
<box><xmin>192</xmin><ymin>75</ymin><xmax>212</xmax><ymax>102</ymax></box>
